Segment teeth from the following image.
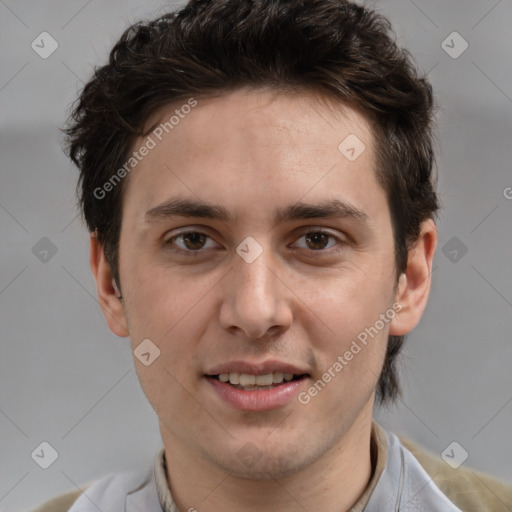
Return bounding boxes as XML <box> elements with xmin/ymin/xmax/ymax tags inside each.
<box><xmin>239</xmin><ymin>374</ymin><xmax>256</xmax><ymax>386</ymax></box>
<box><xmin>255</xmin><ymin>373</ymin><xmax>273</xmax><ymax>386</ymax></box>
<box><xmin>272</xmin><ymin>372</ymin><xmax>284</xmax><ymax>383</ymax></box>
<box><xmin>216</xmin><ymin>372</ymin><xmax>299</xmax><ymax>387</ymax></box>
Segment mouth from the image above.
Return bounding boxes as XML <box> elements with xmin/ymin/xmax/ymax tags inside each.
<box><xmin>204</xmin><ymin>366</ymin><xmax>310</xmax><ymax>411</ymax></box>
<box><xmin>207</xmin><ymin>372</ymin><xmax>309</xmax><ymax>390</ymax></box>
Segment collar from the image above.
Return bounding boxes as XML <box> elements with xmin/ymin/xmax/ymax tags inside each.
<box><xmin>153</xmin><ymin>421</ymin><xmax>461</xmax><ymax>511</ymax></box>
<box><xmin>68</xmin><ymin>421</ymin><xmax>461</xmax><ymax>511</ymax></box>
<box><xmin>154</xmin><ymin>421</ymin><xmax>388</xmax><ymax>512</ymax></box>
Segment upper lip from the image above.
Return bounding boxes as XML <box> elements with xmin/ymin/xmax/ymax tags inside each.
<box><xmin>205</xmin><ymin>360</ymin><xmax>309</xmax><ymax>376</ymax></box>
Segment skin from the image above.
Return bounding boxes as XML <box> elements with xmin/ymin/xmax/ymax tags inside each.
<box><xmin>91</xmin><ymin>87</ymin><xmax>437</xmax><ymax>512</ymax></box>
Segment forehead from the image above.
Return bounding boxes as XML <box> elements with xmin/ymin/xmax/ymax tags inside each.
<box><xmin>121</xmin><ymin>87</ymin><xmax>385</xmax><ymax>226</ymax></box>
<box><xmin>145</xmin><ymin>87</ymin><xmax>372</xmax><ymax>153</ymax></box>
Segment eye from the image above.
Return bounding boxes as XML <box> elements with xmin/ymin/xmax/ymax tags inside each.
<box><xmin>165</xmin><ymin>230</ymin><xmax>218</xmax><ymax>254</ymax></box>
<box><xmin>291</xmin><ymin>230</ymin><xmax>344</xmax><ymax>252</ymax></box>
<box><xmin>164</xmin><ymin>228</ymin><xmax>346</xmax><ymax>257</ymax></box>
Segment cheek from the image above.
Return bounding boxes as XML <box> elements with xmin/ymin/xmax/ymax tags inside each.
<box><xmin>300</xmin><ymin>267</ymin><xmax>393</xmax><ymax>341</ymax></box>
<box><xmin>134</xmin><ymin>359</ymin><xmax>208</xmax><ymax>433</ymax></box>
<box><xmin>297</xmin><ymin>268</ymin><xmax>393</xmax><ymax>400</ymax></box>
<box><xmin>122</xmin><ymin>288</ymin><xmax>202</xmax><ymax>409</ymax></box>
<box><xmin>301</xmin><ymin>288</ymin><xmax>390</xmax><ymax>415</ymax></box>
<box><xmin>125</xmin><ymin>261</ymin><xmax>213</xmax><ymax>335</ymax></box>
<box><xmin>126</xmin><ymin>274</ymin><xmax>209</xmax><ymax>411</ymax></box>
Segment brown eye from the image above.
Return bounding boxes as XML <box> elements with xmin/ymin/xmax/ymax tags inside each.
<box><xmin>165</xmin><ymin>231</ymin><xmax>218</xmax><ymax>254</ymax></box>
<box><xmin>292</xmin><ymin>230</ymin><xmax>341</xmax><ymax>252</ymax></box>
<box><xmin>180</xmin><ymin>232</ymin><xmax>207</xmax><ymax>250</ymax></box>
<box><xmin>304</xmin><ymin>232</ymin><xmax>331</xmax><ymax>250</ymax></box>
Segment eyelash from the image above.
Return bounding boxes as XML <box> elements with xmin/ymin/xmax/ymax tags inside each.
<box><xmin>164</xmin><ymin>229</ymin><xmax>346</xmax><ymax>257</ymax></box>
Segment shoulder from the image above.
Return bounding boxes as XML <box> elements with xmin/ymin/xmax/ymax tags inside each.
<box><xmin>28</xmin><ymin>487</ymin><xmax>88</xmax><ymax>512</ymax></box>
<box><xmin>28</xmin><ymin>466</ymin><xmax>155</xmax><ymax>512</ymax></box>
<box><xmin>401</xmin><ymin>437</ymin><xmax>512</xmax><ymax>512</ymax></box>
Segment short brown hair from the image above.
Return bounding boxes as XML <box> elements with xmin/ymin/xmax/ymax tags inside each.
<box><xmin>65</xmin><ymin>0</ymin><xmax>439</xmax><ymax>404</ymax></box>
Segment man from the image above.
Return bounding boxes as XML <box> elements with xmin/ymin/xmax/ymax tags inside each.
<box><xmin>34</xmin><ymin>0</ymin><xmax>512</xmax><ymax>510</ymax></box>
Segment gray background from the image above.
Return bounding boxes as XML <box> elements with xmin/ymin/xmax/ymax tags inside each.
<box><xmin>1</xmin><ymin>1</ymin><xmax>511</xmax><ymax>510</ymax></box>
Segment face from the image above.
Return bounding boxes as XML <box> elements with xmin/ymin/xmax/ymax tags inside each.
<box><xmin>97</xmin><ymin>88</ymin><xmax>415</xmax><ymax>479</ymax></box>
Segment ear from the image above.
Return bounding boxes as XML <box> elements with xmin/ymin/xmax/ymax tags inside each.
<box><xmin>389</xmin><ymin>219</ymin><xmax>437</xmax><ymax>336</ymax></box>
<box><xmin>89</xmin><ymin>234</ymin><xmax>129</xmax><ymax>337</ymax></box>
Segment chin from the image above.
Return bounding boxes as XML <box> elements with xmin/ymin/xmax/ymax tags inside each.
<box><xmin>209</xmin><ymin>443</ymin><xmax>315</xmax><ymax>480</ymax></box>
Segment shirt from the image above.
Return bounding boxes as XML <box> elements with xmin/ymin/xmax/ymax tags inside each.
<box><xmin>154</xmin><ymin>421</ymin><xmax>388</xmax><ymax>511</ymax></box>
<box><xmin>31</xmin><ymin>421</ymin><xmax>512</xmax><ymax>512</ymax></box>
<box><xmin>154</xmin><ymin>421</ymin><xmax>387</xmax><ymax>511</ymax></box>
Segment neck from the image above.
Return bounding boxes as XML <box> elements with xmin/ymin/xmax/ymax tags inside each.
<box><xmin>161</xmin><ymin>405</ymin><xmax>375</xmax><ymax>512</ymax></box>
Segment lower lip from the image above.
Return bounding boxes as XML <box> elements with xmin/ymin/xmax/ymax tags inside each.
<box><xmin>206</xmin><ymin>376</ymin><xmax>307</xmax><ymax>411</ymax></box>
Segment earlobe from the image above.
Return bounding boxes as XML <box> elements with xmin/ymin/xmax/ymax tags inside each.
<box><xmin>89</xmin><ymin>234</ymin><xmax>129</xmax><ymax>337</ymax></box>
<box><xmin>389</xmin><ymin>219</ymin><xmax>437</xmax><ymax>336</ymax></box>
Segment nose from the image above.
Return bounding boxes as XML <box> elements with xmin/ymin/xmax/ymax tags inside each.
<box><xmin>219</xmin><ymin>248</ymin><xmax>293</xmax><ymax>340</ymax></box>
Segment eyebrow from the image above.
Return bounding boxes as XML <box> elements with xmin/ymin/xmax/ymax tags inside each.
<box><xmin>144</xmin><ymin>197</ymin><xmax>369</xmax><ymax>225</ymax></box>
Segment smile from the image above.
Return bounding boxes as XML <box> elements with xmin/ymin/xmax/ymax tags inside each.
<box><xmin>212</xmin><ymin>371</ymin><xmax>305</xmax><ymax>389</ymax></box>
<box><xmin>205</xmin><ymin>373</ymin><xmax>309</xmax><ymax>411</ymax></box>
